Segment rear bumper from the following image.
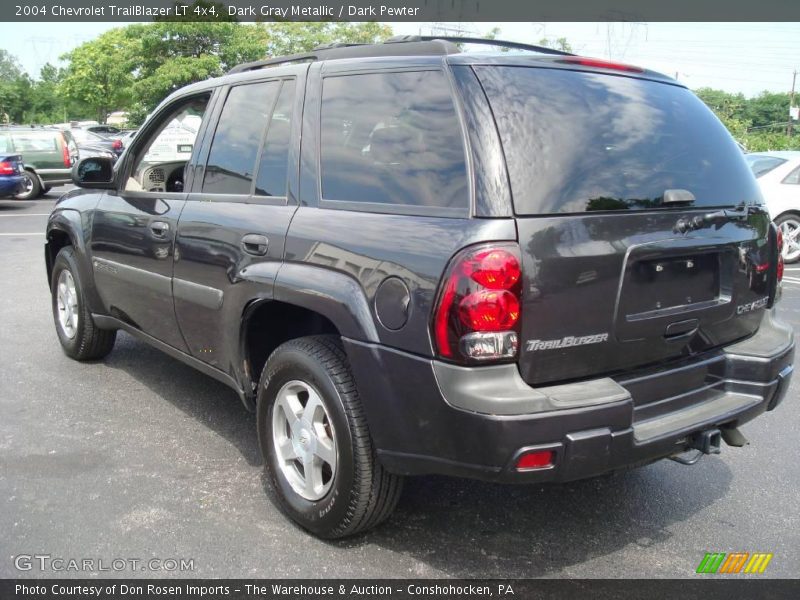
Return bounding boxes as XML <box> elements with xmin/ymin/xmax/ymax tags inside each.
<box><xmin>0</xmin><ymin>175</ymin><xmax>25</xmax><ymax>197</ymax></box>
<box><xmin>345</xmin><ymin>309</ymin><xmax>794</xmax><ymax>483</ymax></box>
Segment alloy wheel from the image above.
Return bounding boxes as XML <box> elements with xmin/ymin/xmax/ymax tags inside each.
<box><xmin>56</xmin><ymin>269</ymin><xmax>79</xmax><ymax>339</ymax></box>
<box><xmin>271</xmin><ymin>380</ymin><xmax>337</xmax><ymax>501</ymax></box>
<box><xmin>779</xmin><ymin>218</ymin><xmax>800</xmax><ymax>262</ymax></box>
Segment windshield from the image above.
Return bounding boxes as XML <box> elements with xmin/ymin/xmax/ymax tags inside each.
<box><xmin>475</xmin><ymin>66</ymin><xmax>762</xmax><ymax>214</ymax></box>
<box><xmin>744</xmin><ymin>154</ymin><xmax>788</xmax><ymax>178</ymax></box>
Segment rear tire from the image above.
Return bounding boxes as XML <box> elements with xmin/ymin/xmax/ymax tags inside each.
<box><xmin>15</xmin><ymin>170</ymin><xmax>42</xmax><ymax>200</ymax></box>
<box><xmin>51</xmin><ymin>247</ymin><xmax>116</xmax><ymax>360</ymax></box>
<box><xmin>257</xmin><ymin>335</ymin><xmax>403</xmax><ymax>538</ymax></box>
<box><xmin>775</xmin><ymin>213</ymin><xmax>800</xmax><ymax>264</ymax></box>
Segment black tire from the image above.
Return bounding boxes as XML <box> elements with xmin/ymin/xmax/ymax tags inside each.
<box><xmin>51</xmin><ymin>247</ymin><xmax>116</xmax><ymax>360</ymax></box>
<box><xmin>257</xmin><ymin>335</ymin><xmax>403</xmax><ymax>538</ymax></box>
<box><xmin>775</xmin><ymin>213</ymin><xmax>800</xmax><ymax>264</ymax></box>
<box><xmin>15</xmin><ymin>170</ymin><xmax>42</xmax><ymax>200</ymax></box>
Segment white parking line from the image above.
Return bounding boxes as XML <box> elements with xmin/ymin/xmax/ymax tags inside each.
<box><xmin>0</xmin><ymin>214</ymin><xmax>51</xmax><ymax>217</ymax></box>
<box><xmin>0</xmin><ymin>232</ymin><xmax>44</xmax><ymax>236</ymax></box>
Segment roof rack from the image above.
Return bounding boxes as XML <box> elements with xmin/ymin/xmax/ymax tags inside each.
<box><xmin>228</xmin><ymin>35</ymin><xmax>572</xmax><ymax>75</ymax></box>
<box><xmin>415</xmin><ymin>35</ymin><xmax>575</xmax><ymax>56</ymax></box>
<box><xmin>228</xmin><ymin>39</ymin><xmax>460</xmax><ymax>74</ymax></box>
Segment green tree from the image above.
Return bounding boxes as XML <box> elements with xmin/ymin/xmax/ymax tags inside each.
<box><xmin>0</xmin><ymin>50</ymin><xmax>30</xmax><ymax>123</ymax></box>
<box><xmin>260</xmin><ymin>22</ymin><xmax>393</xmax><ymax>57</ymax></box>
<box><xmin>59</xmin><ymin>28</ymin><xmax>136</xmax><ymax>123</ymax></box>
<box><xmin>743</xmin><ymin>91</ymin><xmax>792</xmax><ymax>129</ymax></box>
<box><xmin>538</xmin><ymin>37</ymin><xmax>574</xmax><ymax>53</ymax></box>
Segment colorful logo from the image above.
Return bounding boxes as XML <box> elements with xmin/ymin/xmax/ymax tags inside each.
<box><xmin>696</xmin><ymin>552</ymin><xmax>773</xmax><ymax>574</ymax></box>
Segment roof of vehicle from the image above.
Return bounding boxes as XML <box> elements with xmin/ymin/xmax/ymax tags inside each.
<box><xmin>227</xmin><ymin>35</ymin><xmax>675</xmax><ymax>83</ymax></box>
<box><xmin>166</xmin><ymin>36</ymin><xmax>678</xmax><ymax>106</ymax></box>
<box><xmin>747</xmin><ymin>151</ymin><xmax>800</xmax><ymax>160</ymax></box>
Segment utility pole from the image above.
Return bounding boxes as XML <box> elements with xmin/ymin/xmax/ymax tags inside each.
<box><xmin>789</xmin><ymin>69</ymin><xmax>797</xmax><ymax>136</ymax></box>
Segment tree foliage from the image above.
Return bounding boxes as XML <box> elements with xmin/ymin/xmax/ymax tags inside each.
<box><xmin>50</xmin><ymin>21</ymin><xmax>392</xmax><ymax>126</ymax></box>
<box><xmin>59</xmin><ymin>28</ymin><xmax>136</xmax><ymax>123</ymax></box>
<box><xmin>695</xmin><ymin>87</ymin><xmax>798</xmax><ymax>151</ymax></box>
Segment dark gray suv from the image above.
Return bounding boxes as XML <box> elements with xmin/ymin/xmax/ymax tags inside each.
<box><xmin>45</xmin><ymin>37</ymin><xmax>794</xmax><ymax>538</ymax></box>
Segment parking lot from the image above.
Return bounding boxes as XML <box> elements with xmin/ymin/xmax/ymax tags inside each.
<box><xmin>1</xmin><ymin>189</ymin><xmax>799</xmax><ymax>579</ymax></box>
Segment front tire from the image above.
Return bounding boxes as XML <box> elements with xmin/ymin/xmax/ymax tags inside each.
<box><xmin>15</xmin><ymin>170</ymin><xmax>42</xmax><ymax>200</ymax></box>
<box><xmin>51</xmin><ymin>247</ymin><xmax>116</xmax><ymax>360</ymax></box>
<box><xmin>257</xmin><ymin>335</ymin><xmax>403</xmax><ymax>538</ymax></box>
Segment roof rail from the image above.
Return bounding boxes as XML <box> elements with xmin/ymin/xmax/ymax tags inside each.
<box><xmin>227</xmin><ymin>35</ymin><xmax>571</xmax><ymax>75</ymax></box>
<box><xmin>415</xmin><ymin>35</ymin><xmax>575</xmax><ymax>56</ymax></box>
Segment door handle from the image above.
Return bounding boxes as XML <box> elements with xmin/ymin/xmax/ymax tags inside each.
<box><xmin>149</xmin><ymin>221</ymin><xmax>170</xmax><ymax>238</ymax></box>
<box><xmin>242</xmin><ymin>233</ymin><xmax>269</xmax><ymax>256</ymax></box>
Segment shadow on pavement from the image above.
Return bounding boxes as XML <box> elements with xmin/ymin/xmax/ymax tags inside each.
<box><xmin>99</xmin><ymin>332</ymin><xmax>734</xmax><ymax>578</ymax></box>
<box><xmin>102</xmin><ymin>332</ymin><xmax>261</xmax><ymax>466</ymax></box>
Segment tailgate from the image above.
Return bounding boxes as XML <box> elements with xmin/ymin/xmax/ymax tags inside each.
<box><xmin>516</xmin><ymin>210</ymin><xmax>773</xmax><ymax>384</ymax></box>
<box><xmin>471</xmin><ymin>63</ymin><xmax>772</xmax><ymax>385</ymax></box>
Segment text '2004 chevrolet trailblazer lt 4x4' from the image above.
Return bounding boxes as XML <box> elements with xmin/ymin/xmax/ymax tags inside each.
<box><xmin>45</xmin><ymin>37</ymin><xmax>794</xmax><ymax>538</ymax></box>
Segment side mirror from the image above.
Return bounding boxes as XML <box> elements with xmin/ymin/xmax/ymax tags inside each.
<box><xmin>71</xmin><ymin>157</ymin><xmax>115</xmax><ymax>189</ymax></box>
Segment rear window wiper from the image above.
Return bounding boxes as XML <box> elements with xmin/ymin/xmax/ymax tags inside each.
<box><xmin>674</xmin><ymin>205</ymin><xmax>751</xmax><ymax>234</ymax></box>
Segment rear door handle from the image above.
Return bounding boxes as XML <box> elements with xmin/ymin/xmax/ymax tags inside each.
<box><xmin>242</xmin><ymin>233</ymin><xmax>269</xmax><ymax>256</ymax></box>
<box><xmin>149</xmin><ymin>221</ymin><xmax>170</xmax><ymax>238</ymax></box>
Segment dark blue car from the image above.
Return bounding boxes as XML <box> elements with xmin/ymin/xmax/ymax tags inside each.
<box><xmin>0</xmin><ymin>153</ymin><xmax>25</xmax><ymax>197</ymax></box>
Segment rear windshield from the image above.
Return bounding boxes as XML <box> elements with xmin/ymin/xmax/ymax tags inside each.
<box><xmin>475</xmin><ymin>66</ymin><xmax>761</xmax><ymax>214</ymax></box>
<box><xmin>744</xmin><ymin>154</ymin><xmax>787</xmax><ymax>178</ymax></box>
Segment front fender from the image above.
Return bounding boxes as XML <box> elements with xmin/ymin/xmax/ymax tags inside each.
<box><xmin>46</xmin><ymin>203</ymin><xmax>104</xmax><ymax>315</ymax></box>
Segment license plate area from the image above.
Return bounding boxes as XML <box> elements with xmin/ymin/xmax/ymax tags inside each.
<box><xmin>615</xmin><ymin>244</ymin><xmax>734</xmax><ymax>341</ymax></box>
<box><xmin>622</xmin><ymin>253</ymin><xmax>719</xmax><ymax>318</ymax></box>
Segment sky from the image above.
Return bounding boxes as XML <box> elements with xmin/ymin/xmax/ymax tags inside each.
<box><xmin>0</xmin><ymin>21</ymin><xmax>797</xmax><ymax>97</ymax></box>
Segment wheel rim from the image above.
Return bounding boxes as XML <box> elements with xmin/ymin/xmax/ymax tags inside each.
<box><xmin>779</xmin><ymin>219</ymin><xmax>800</xmax><ymax>262</ymax></box>
<box><xmin>56</xmin><ymin>269</ymin><xmax>79</xmax><ymax>339</ymax></box>
<box><xmin>16</xmin><ymin>173</ymin><xmax>33</xmax><ymax>198</ymax></box>
<box><xmin>271</xmin><ymin>380</ymin><xmax>337</xmax><ymax>501</ymax></box>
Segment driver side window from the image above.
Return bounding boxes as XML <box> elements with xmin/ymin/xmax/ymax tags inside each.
<box><xmin>125</xmin><ymin>94</ymin><xmax>211</xmax><ymax>193</ymax></box>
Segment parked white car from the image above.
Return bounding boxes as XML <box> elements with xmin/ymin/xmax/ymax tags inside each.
<box><xmin>745</xmin><ymin>151</ymin><xmax>800</xmax><ymax>262</ymax></box>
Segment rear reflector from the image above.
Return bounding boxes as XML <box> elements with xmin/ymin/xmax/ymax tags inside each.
<box><xmin>516</xmin><ymin>450</ymin><xmax>555</xmax><ymax>471</ymax></box>
<box><xmin>558</xmin><ymin>56</ymin><xmax>644</xmax><ymax>73</ymax></box>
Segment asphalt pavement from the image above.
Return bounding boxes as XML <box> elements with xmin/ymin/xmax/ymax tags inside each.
<box><xmin>1</xmin><ymin>189</ymin><xmax>798</xmax><ymax>579</ymax></box>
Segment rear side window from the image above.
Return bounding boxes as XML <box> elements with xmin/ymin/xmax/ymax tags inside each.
<box><xmin>255</xmin><ymin>79</ymin><xmax>295</xmax><ymax>197</ymax></box>
<box><xmin>782</xmin><ymin>166</ymin><xmax>800</xmax><ymax>185</ymax></box>
<box><xmin>12</xmin><ymin>131</ymin><xmax>58</xmax><ymax>152</ymax></box>
<box><xmin>745</xmin><ymin>155</ymin><xmax>787</xmax><ymax>178</ymax></box>
<box><xmin>203</xmin><ymin>81</ymin><xmax>280</xmax><ymax>195</ymax></box>
<box><xmin>475</xmin><ymin>66</ymin><xmax>762</xmax><ymax>214</ymax></box>
<box><xmin>0</xmin><ymin>133</ymin><xmax>9</xmax><ymax>153</ymax></box>
<box><xmin>320</xmin><ymin>70</ymin><xmax>468</xmax><ymax>210</ymax></box>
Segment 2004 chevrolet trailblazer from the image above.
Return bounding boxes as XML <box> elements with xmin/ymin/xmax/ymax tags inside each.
<box><xmin>45</xmin><ymin>37</ymin><xmax>794</xmax><ymax>537</ymax></box>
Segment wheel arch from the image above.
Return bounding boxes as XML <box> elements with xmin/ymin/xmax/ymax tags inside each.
<box><xmin>237</xmin><ymin>263</ymin><xmax>380</xmax><ymax>409</ymax></box>
<box><xmin>45</xmin><ymin>210</ymin><xmax>104</xmax><ymax>314</ymax></box>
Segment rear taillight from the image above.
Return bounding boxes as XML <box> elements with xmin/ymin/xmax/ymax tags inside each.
<box><xmin>0</xmin><ymin>161</ymin><xmax>15</xmax><ymax>175</ymax></box>
<box><xmin>60</xmin><ymin>134</ymin><xmax>71</xmax><ymax>167</ymax></box>
<box><xmin>112</xmin><ymin>139</ymin><xmax>123</xmax><ymax>151</ymax></box>
<box><xmin>777</xmin><ymin>227</ymin><xmax>785</xmax><ymax>282</ymax></box>
<box><xmin>433</xmin><ymin>243</ymin><xmax>522</xmax><ymax>363</ymax></box>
